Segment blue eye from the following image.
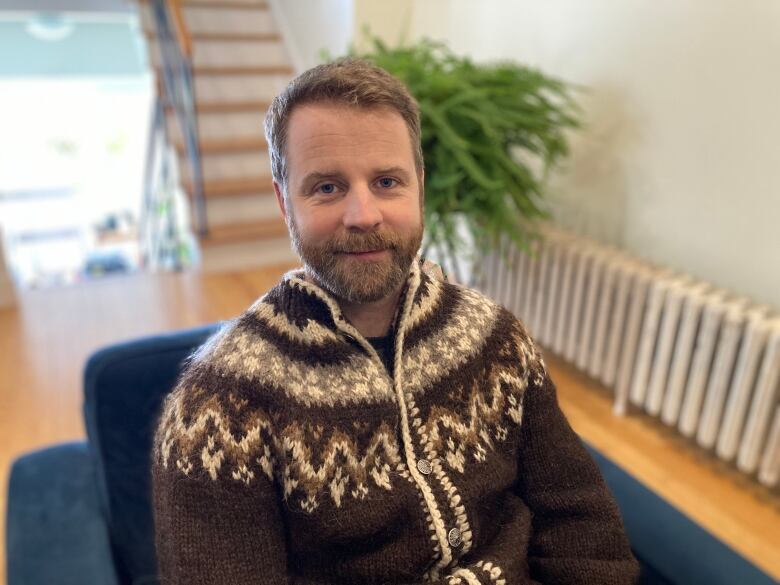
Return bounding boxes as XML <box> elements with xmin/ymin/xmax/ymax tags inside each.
<box><xmin>318</xmin><ymin>183</ymin><xmax>336</xmax><ymax>194</ymax></box>
<box><xmin>378</xmin><ymin>177</ymin><xmax>397</xmax><ymax>188</ymax></box>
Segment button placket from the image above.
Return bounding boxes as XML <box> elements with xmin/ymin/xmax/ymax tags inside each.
<box><xmin>402</xmin><ymin>382</ymin><xmax>465</xmax><ymax>565</ymax></box>
<box><xmin>393</xmin><ymin>364</ymin><xmax>453</xmax><ymax>567</ymax></box>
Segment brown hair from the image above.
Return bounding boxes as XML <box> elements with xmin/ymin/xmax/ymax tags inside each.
<box><xmin>264</xmin><ymin>58</ymin><xmax>423</xmax><ymax>193</ymax></box>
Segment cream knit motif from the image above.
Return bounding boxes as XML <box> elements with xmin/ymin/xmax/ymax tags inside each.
<box><xmin>152</xmin><ymin>258</ymin><xmax>639</xmax><ymax>584</ymax></box>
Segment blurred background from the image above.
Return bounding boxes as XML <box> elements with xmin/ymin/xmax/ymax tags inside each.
<box><xmin>2</xmin><ymin>0</ymin><xmax>778</xmax><ymax>303</ymax></box>
<box><xmin>1</xmin><ymin>1</ymin><xmax>778</xmax><ymax>584</ymax></box>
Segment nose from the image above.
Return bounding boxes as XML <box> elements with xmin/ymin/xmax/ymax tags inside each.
<box><xmin>342</xmin><ymin>184</ymin><xmax>382</xmax><ymax>231</ymax></box>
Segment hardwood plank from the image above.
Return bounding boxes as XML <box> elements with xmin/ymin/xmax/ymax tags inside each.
<box><xmin>546</xmin><ymin>352</ymin><xmax>780</xmax><ymax>580</ymax></box>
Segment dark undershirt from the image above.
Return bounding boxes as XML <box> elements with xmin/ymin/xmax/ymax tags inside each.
<box><xmin>366</xmin><ymin>334</ymin><xmax>395</xmax><ymax>377</ymax></box>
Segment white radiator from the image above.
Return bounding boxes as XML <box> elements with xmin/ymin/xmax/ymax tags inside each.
<box><xmin>477</xmin><ymin>226</ymin><xmax>780</xmax><ymax>488</ymax></box>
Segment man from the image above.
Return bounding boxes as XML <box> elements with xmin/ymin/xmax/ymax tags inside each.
<box><xmin>151</xmin><ymin>58</ymin><xmax>639</xmax><ymax>584</ymax></box>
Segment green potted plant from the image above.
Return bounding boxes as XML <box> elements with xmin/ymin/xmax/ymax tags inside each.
<box><xmin>346</xmin><ymin>37</ymin><xmax>583</xmax><ymax>284</ymax></box>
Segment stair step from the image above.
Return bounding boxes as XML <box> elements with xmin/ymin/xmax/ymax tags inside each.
<box><xmin>177</xmin><ymin>1</ymin><xmax>269</xmax><ymax>9</ymax></box>
<box><xmin>200</xmin><ymin>218</ymin><xmax>288</xmax><ymax>246</ymax></box>
<box><xmin>148</xmin><ymin>36</ymin><xmax>289</xmax><ymax>69</ymax></box>
<box><xmin>174</xmin><ymin>137</ymin><xmax>268</xmax><ymax>154</ymax></box>
<box><xmin>155</xmin><ymin>65</ymin><xmax>293</xmax><ymax>76</ymax></box>
<box><xmin>199</xmin><ymin>234</ymin><xmax>297</xmax><ymax>272</ymax></box>
<box><xmin>144</xmin><ymin>31</ymin><xmax>281</xmax><ymax>43</ymax></box>
<box><xmin>139</xmin><ymin>0</ymin><xmax>268</xmax><ymax>6</ymax></box>
<box><xmin>180</xmin><ymin>149</ymin><xmax>272</xmax><ymax>183</ymax></box>
<box><xmin>205</xmin><ymin>191</ymin><xmax>280</xmax><ymax>227</ymax></box>
<box><xmin>193</xmin><ymin>74</ymin><xmax>290</xmax><ymax>108</ymax></box>
<box><xmin>139</xmin><ymin>1</ymin><xmax>276</xmax><ymax>36</ymax></box>
<box><xmin>192</xmin><ymin>65</ymin><xmax>294</xmax><ymax>76</ymax></box>
<box><xmin>185</xmin><ymin>176</ymin><xmax>275</xmax><ymax>198</ymax></box>
<box><xmin>167</xmin><ymin>109</ymin><xmax>268</xmax><ymax>142</ymax></box>
<box><xmin>194</xmin><ymin>100</ymin><xmax>271</xmax><ymax>113</ymax></box>
<box><xmin>191</xmin><ymin>32</ymin><xmax>280</xmax><ymax>42</ymax></box>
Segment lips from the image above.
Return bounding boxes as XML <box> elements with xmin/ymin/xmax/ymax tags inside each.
<box><xmin>339</xmin><ymin>249</ymin><xmax>390</xmax><ymax>260</ymax></box>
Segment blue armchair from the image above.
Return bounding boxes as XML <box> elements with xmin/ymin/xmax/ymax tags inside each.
<box><xmin>6</xmin><ymin>324</ymin><xmax>775</xmax><ymax>585</ymax></box>
<box><xmin>7</xmin><ymin>323</ymin><xmax>221</xmax><ymax>585</ymax></box>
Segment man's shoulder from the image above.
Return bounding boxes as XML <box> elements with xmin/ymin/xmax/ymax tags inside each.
<box><xmin>152</xmin><ymin>328</ymin><xmax>278</xmax><ymax>484</ymax></box>
<box><xmin>152</xmin><ymin>314</ymin><xmax>279</xmax><ymax>474</ymax></box>
<box><xmin>436</xmin><ymin>277</ymin><xmax>544</xmax><ymax>370</ymax></box>
<box><xmin>436</xmin><ymin>277</ymin><xmax>531</xmax><ymax>333</ymax></box>
<box><xmin>185</xmin><ymin>281</ymin><xmax>297</xmax><ymax>372</ymax></box>
<box><xmin>160</xmin><ymin>306</ymin><xmax>274</xmax><ymax>405</ymax></box>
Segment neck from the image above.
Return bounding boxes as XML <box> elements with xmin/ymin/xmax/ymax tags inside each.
<box><xmin>338</xmin><ymin>287</ymin><xmax>404</xmax><ymax>338</ymax></box>
<box><xmin>303</xmin><ymin>272</ymin><xmax>404</xmax><ymax>338</ymax></box>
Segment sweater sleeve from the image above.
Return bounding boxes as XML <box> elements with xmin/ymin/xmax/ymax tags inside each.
<box><xmin>514</xmin><ymin>354</ymin><xmax>640</xmax><ymax>585</ymax></box>
<box><xmin>151</xmin><ymin>378</ymin><xmax>290</xmax><ymax>584</ymax></box>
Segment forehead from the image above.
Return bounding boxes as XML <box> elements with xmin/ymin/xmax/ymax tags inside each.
<box><xmin>285</xmin><ymin>104</ymin><xmax>415</xmax><ymax>178</ymax></box>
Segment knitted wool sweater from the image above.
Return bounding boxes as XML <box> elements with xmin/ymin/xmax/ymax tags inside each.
<box><xmin>151</xmin><ymin>258</ymin><xmax>639</xmax><ymax>585</ymax></box>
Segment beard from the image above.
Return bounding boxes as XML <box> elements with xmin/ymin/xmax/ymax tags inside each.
<box><xmin>288</xmin><ymin>214</ymin><xmax>424</xmax><ymax>304</ymax></box>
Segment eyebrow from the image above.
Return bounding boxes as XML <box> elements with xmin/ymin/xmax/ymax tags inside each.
<box><xmin>374</xmin><ymin>166</ymin><xmax>411</xmax><ymax>178</ymax></box>
<box><xmin>300</xmin><ymin>171</ymin><xmax>341</xmax><ymax>188</ymax></box>
<box><xmin>299</xmin><ymin>166</ymin><xmax>412</xmax><ymax>190</ymax></box>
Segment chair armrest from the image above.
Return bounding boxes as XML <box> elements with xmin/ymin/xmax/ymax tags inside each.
<box><xmin>6</xmin><ymin>441</ymin><xmax>119</xmax><ymax>585</ymax></box>
<box><xmin>586</xmin><ymin>444</ymin><xmax>775</xmax><ymax>585</ymax></box>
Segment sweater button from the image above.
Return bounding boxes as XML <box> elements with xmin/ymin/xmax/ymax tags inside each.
<box><xmin>448</xmin><ymin>527</ymin><xmax>462</xmax><ymax>548</ymax></box>
<box><xmin>416</xmin><ymin>459</ymin><xmax>432</xmax><ymax>475</ymax></box>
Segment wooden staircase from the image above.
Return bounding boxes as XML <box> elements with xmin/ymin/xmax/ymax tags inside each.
<box><xmin>139</xmin><ymin>0</ymin><xmax>298</xmax><ymax>272</ymax></box>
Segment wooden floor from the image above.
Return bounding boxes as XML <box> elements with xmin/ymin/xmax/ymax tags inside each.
<box><xmin>1</xmin><ymin>264</ymin><xmax>778</xmax><ymax>582</ymax></box>
<box><xmin>0</xmin><ymin>263</ymin><xmax>297</xmax><ymax>584</ymax></box>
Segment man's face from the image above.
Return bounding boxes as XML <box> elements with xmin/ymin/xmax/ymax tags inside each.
<box><xmin>274</xmin><ymin>103</ymin><xmax>424</xmax><ymax>304</ymax></box>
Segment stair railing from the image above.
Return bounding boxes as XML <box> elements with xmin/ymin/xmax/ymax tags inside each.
<box><xmin>139</xmin><ymin>96</ymin><xmax>195</xmax><ymax>271</ymax></box>
<box><xmin>149</xmin><ymin>0</ymin><xmax>207</xmax><ymax>238</ymax></box>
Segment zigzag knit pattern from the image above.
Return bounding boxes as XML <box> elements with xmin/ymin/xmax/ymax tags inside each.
<box><xmin>152</xmin><ymin>259</ymin><xmax>639</xmax><ymax>585</ymax></box>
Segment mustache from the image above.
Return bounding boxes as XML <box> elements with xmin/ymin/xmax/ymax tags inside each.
<box><xmin>331</xmin><ymin>231</ymin><xmax>399</xmax><ymax>253</ymax></box>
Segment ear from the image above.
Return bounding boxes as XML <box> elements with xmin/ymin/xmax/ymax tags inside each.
<box><xmin>418</xmin><ymin>168</ymin><xmax>425</xmax><ymax>210</ymax></box>
<box><xmin>273</xmin><ymin>181</ymin><xmax>288</xmax><ymax>225</ymax></box>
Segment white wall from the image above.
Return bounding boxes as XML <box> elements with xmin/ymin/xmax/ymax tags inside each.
<box><xmin>352</xmin><ymin>0</ymin><xmax>414</xmax><ymax>51</ymax></box>
<box><xmin>403</xmin><ymin>0</ymin><xmax>780</xmax><ymax>309</ymax></box>
<box><xmin>269</xmin><ymin>0</ymin><xmax>353</xmax><ymax>71</ymax></box>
